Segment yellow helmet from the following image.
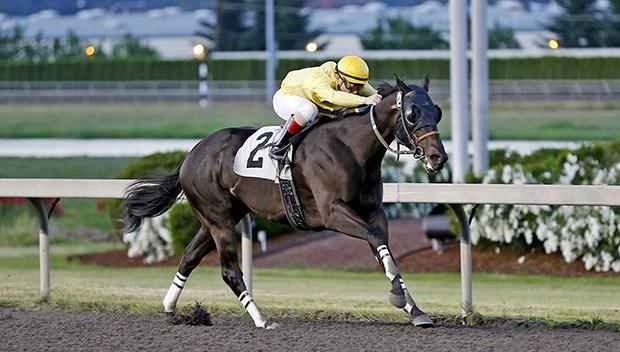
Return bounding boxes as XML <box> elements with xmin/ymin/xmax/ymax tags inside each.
<box><xmin>336</xmin><ymin>55</ymin><xmax>369</xmax><ymax>84</ymax></box>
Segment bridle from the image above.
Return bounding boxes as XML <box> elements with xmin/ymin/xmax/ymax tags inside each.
<box><xmin>369</xmin><ymin>90</ymin><xmax>440</xmax><ymax>160</ymax></box>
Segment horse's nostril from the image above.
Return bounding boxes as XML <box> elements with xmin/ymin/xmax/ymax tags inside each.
<box><xmin>430</xmin><ymin>153</ymin><xmax>443</xmax><ymax>164</ymax></box>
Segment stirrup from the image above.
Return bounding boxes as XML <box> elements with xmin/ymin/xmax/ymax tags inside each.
<box><xmin>269</xmin><ymin>145</ymin><xmax>289</xmax><ymax>160</ymax></box>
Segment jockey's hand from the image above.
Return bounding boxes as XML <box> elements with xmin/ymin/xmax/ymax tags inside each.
<box><xmin>364</xmin><ymin>94</ymin><xmax>382</xmax><ymax>106</ymax></box>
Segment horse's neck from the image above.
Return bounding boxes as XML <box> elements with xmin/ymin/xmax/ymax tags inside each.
<box><xmin>333</xmin><ymin>106</ymin><xmax>396</xmax><ymax>165</ymax></box>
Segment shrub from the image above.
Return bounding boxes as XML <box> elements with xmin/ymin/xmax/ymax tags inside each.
<box><xmin>469</xmin><ymin>140</ymin><xmax>620</xmax><ymax>272</ymax></box>
<box><xmin>107</xmin><ymin>150</ymin><xmax>187</xmax><ymax>232</ymax></box>
<box><xmin>107</xmin><ymin>151</ymin><xmax>186</xmax><ymax>261</ymax></box>
<box><xmin>111</xmin><ymin>150</ymin><xmax>294</xmax><ymax>259</ymax></box>
<box><xmin>381</xmin><ymin>155</ymin><xmax>451</xmax><ymax>218</ymax></box>
<box><xmin>167</xmin><ymin>203</ymin><xmax>294</xmax><ymax>256</ymax></box>
<box><xmin>386</xmin><ymin>140</ymin><xmax>619</xmax><ymax>272</ymax></box>
<box><xmin>168</xmin><ymin>201</ymin><xmax>201</xmax><ymax>254</ymax></box>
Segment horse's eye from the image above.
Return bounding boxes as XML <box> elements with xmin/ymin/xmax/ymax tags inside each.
<box><xmin>404</xmin><ymin>104</ymin><xmax>415</xmax><ymax>121</ymax></box>
<box><xmin>435</xmin><ymin>104</ymin><xmax>442</xmax><ymax>122</ymax></box>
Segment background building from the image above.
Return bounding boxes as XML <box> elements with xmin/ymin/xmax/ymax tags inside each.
<box><xmin>1</xmin><ymin>1</ymin><xmax>608</xmax><ymax>59</ymax></box>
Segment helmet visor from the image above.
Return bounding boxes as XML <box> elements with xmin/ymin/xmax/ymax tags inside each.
<box><xmin>339</xmin><ymin>74</ymin><xmax>364</xmax><ymax>92</ymax></box>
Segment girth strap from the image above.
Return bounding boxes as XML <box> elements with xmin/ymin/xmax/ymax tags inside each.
<box><xmin>277</xmin><ymin>159</ymin><xmax>310</xmax><ymax>231</ymax></box>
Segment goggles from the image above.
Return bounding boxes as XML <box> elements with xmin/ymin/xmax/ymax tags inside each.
<box><xmin>339</xmin><ymin>74</ymin><xmax>364</xmax><ymax>91</ymax></box>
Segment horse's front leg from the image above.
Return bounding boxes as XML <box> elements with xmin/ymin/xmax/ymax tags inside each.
<box><xmin>371</xmin><ymin>243</ymin><xmax>434</xmax><ymax>327</ymax></box>
<box><xmin>325</xmin><ymin>203</ymin><xmax>434</xmax><ymax>327</ymax></box>
<box><xmin>365</xmin><ymin>209</ymin><xmax>434</xmax><ymax>327</ymax></box>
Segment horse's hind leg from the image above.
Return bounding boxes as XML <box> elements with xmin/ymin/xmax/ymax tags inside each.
<box><xmin>212</xmin><ymin>224</ymin><xmax>278</xmax><ymax>329</ymax></box>
<box><xmin>163</xmin><ymin>226</ymin><xmax>215</xmax><ymax>315</ymax></box>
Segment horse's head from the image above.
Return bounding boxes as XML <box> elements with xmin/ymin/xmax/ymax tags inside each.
<box><xmin>378</xmin><ymin>75</ymin><xmax>448</xmax><ymax>172</ymax></box>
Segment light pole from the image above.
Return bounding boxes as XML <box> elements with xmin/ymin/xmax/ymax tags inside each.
<box><xmin>265</xmin><ymin>0</ymin><xmax>277</xmax><ymax>104</ymax></box>
<box><xmin>193</xmin><ymin>44</ymin><xmax>211</xmax><ymax>107</ymax></box>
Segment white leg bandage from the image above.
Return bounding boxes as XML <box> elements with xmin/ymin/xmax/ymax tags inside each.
<box><xmin>397</xmin><ymin>277</ymin><xmax>417</xmax><ymax>314</ymax></box>
<box><xmin>239</xmin><ymin>290</ymin><xmax>268</xmax><ymax>328</ymax></box>
<box><xmin>163</xmin><ymin>272</ymin><xmax>187</xmax><ymax>313</ymax></box>
<box><xmin>377</xmin><ymin>245</ymin><xmax>400</xmax><ymax>281</ymax></box>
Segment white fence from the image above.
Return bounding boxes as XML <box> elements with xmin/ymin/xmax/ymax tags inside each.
<box><xmin>1</xmin><ymin>178</ymin><xmax>620</xmax><ymax>319</ymax></box>
<box><xmin>1</xmin><ymin>80</ymin><xmax>619</xmax><ymax>103</ymax></box>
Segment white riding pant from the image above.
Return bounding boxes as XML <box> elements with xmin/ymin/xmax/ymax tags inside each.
<box><xmin>272</xmin><ymin>89</ymin><xmax>319</xmax><ymax>126</ymax></box>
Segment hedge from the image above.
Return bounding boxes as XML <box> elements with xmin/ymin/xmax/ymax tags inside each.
<box><xmin>1</xmin><ymin>56</ymin><xmax>619</xmax><ymax>81</ymax></box>
<box><xmin>109</xmin><ymin>151</ymin><xmax>294</xmax><ymax>259</ymax></box>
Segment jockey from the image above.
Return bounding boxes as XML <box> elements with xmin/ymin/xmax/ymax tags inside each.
<box><xmin>270</xmin><ymin>55</ymin><xmax>383</xmax><ymax>160</ymax></box>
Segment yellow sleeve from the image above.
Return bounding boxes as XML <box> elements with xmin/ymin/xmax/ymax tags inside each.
<box><xmin>305</xmin><ymin>62</ymin><xmax>376</xmax><ymax>110</ymax></box>
<box><xmin>359</xmin><ymin>84</ymin><xmax>378</xmax><ymax>97</ymax></box>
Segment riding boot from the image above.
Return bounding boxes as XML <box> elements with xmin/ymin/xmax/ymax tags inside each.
<box><xmin>269</xmin><ymin>115</ymin><xmax>303</xmax><ymax>160</ymax></box>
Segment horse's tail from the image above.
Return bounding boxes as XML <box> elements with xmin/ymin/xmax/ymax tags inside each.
<box><xmin>123</xmin><ymin>167</ymin><xmax>183</xmax><ymax>234</ymax></box>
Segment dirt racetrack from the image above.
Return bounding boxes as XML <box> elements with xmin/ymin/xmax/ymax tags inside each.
<box><xmin>1</xmin><ymin>306</ymin><xmax>618</xmax><ymax>352</ymax></box>
<box><xmin>4</xmin><ymin>219</ymin><xmax>618</xmax><ymax>351</ymax></box>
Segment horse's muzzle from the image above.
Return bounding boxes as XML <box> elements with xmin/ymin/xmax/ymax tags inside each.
<box><xmin>423</xmin><ymin>149</ymin><xmax>448</xmax><ymax>173</ymax></box>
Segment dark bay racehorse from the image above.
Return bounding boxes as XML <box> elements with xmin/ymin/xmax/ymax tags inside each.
<box><xmin>123</xmin><ymin>76</ymin><xmax>448</xmax><ymax>329</ymax></box>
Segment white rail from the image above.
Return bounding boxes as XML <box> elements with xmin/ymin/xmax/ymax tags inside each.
<box><xmin>4</xmin><ymin>178</ymin><xmax>617</xmax><ymax>205</ymax></box>
<box><xmin>2</xmin><ymin>178</ymin><xmax>619</xmax><ymax>320</ymax></box>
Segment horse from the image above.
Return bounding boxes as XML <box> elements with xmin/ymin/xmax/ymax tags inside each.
<box><xmin>123</xmin><ymin>76</ymin><xmax>448</xmax><ymax>329</ymax></box>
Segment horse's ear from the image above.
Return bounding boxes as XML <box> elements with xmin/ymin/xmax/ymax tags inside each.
<box><xmin>394</xmin><ymin>74</ymin><xmax>408</xmax><ymax>91</ymax></box>
<box><xmin>376</xmin><ymin>81</ymin><xmax>394</xmax><ymax>97</ymax></box>
<box><xmin>421</xmin><ymin>74</ymin><xmax>430</xmax><ymax>92</ymax></box>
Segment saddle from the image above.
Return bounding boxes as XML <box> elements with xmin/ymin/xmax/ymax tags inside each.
<box><xmin>276</xmin><ymin>105</ymin><xmax>370</xmax><ymax>231</ymax></box>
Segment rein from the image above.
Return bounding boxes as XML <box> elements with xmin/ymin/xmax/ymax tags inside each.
<box><xmin>369</xmin><ymin>103</ymin><xmax>439</xmax><ymax>160</ymax></box>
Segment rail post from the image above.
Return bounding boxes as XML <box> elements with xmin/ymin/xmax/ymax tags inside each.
<box><xmin>28</xmin><ymin>198</ymin><xmax>50</xmax><ymax>299</ymax></box>
<box><xmin>449</xmin><ymin>203</ymin><xmax>473</xmax><ymax>322</ymax></box>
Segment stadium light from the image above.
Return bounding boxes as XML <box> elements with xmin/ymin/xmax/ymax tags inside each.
<box><xmin>548</xmin><ymin>39</ymin><xmax>560</xmax><ymax>50</ymax></box>
<box><xmin>193</xmin><ymin>44</ymin><xmax>206</xmax><ymax>60</ymax></box>
<box><xmin>305</xmin><ymin>41</ymin><xmax>318</xmax><ymax>53</ymax></box>
<box><xmin>85</xmin><ymin>45</ymin><xmax>96</xmax><ymax>56</ymax></box>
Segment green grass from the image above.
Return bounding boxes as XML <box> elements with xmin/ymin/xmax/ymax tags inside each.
<box><xmin>0</xmin><ymin>157</ymin><xmax>137</xmax><ymax>238</ymax></box>
<box><xmin>482</xmin><ymin>101</ymin><xmax>620</xmax><ymax>140</ymax></box>
<box><xmin>0</xmin><ymin>157</ymin><xmax>137</xmax><ymax>179</ymax></box>
<box><xmin>0</xmin><ymin>100</ymin><xmax>619</xmax><ymax>140</ymax></box>
<box><xmin>1</xmin><ymin>101</ymin><xmax>619</xmax><ymax>325</ymax></box>
<box><xmin>0</xmin><ymin>243</ymin><xmax>618</xmax><ymax>326</ymax></box>
<box><xmin>0</xmin><ymin>102</ymin><xmax>280</xmax><ymax>138</ymax></box>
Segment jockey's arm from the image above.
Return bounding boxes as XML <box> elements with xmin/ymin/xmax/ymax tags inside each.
<box><xmin>309</xmin><ymin>72</ymin><xmax>372</xmax><ymax>108</ymax></box>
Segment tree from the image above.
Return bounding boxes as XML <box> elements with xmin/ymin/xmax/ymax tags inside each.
<box><xmin>197</xmin><ymin>0</ymin><xmax>319</xmax><ymax>52</ymax></box>
<box><xmin>0</xmin><ymin>26</ymin><xmax>25</xmax><ymax>60</ymax></box>
<box><xmin>545</xmin><ymin>0</ymin><xmax>608</xmax><ymax>47</ymax></box>
<box><xmin>361</xmin><ymin>16</ymin><xmax>448</xmax><ymax>50</ymax></box>
<box><xmin>112</xmin><ymin>33</ymin><xmax>159</xmax><ymax>58</ymax></box>
<box><xmin>0</xmin><ymin>26</ymin><xmax>158</xmax><ymax>62</ymax></box>
<box><xmin>51</xmin><ymin>31</ymin><xmax>85</xmax><ymax>59</ymax></box>
<box><xmin>488</xmin><ymin>22</ymin><xmax>520</xmax><ymax>49</ymax></box>
<box><xmin>605</xmin><ymin>0</ymin><xmax>620</xmax><ymax>46</ymax></box>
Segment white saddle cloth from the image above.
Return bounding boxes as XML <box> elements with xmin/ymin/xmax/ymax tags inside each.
<box><xmin>233</xmin><ymin>126</ymin><xmax>292</xmax><ymax>182</ymax></box>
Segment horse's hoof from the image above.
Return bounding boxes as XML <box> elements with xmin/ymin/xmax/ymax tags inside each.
<box><xmin>411</xmin><ymin>314</ymin><xmax>435</xmax><ymax>328</ymax></box>
<box><xmin>389</xmin><ymin>292</ymin><xmax>406</xmax><ymax>308</ymax></box>
<box><xmin>264</xmin><ymin>320</ymin><xmax>280</xmax><ymax>329</ymax></box>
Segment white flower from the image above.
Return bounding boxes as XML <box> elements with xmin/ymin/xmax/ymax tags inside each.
<box><xmin>612</xmin><ymin>260</ymin><xmax>620</xmax><ymax>273</ymax></box>
<box><xmin>583</xmin><ymin>253</ymin><xmax>597</xmax><ymax>270</ymax></box>
<box><xmin>501</xmin><ymin>166</ymin><xmax>510</xmax><ymax>183</ymax></box>
<box><xmin>468</xmin><ymin>150</ymin><xmax>619</xmax><ymax>272</ymax></box>
<box><xmin>123</xmin><ymin>213</ymin><xmax>174</xmax><ymax>263</ymax></box>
